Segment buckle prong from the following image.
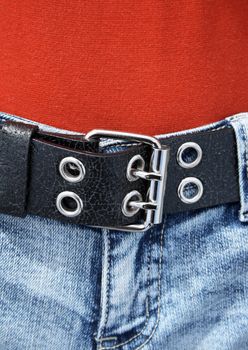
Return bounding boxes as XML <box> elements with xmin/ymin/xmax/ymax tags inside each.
<box><xmin>129</xmin><ymin>201</ymin><xmax>157</xmax><ymax>211</ymax></box>
<box><xmin>131</xmin><ymin>169</ymin><xmax>162</xmax><ymax>181</ymax></box>
<box><xmin>85</xmin><ymin>129</ymin><xmax>170</xmax><ymax>232</ymax></box>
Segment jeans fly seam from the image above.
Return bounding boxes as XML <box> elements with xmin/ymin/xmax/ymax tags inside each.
<box><xmin>97</xmin><ymin>229</ymin><xmax>152</xmax><ymax>349</ymax></box>
<box><xmin>133</xmin><ymin>220</ymin><xmax>165</xmax><ymax>350</ymax></box>
<box><xmin>98</xmin><ymin>220</ymin><xmax>165</xmax><ymax>350</ymax></box>
<box><xmin>98</xmin><ymin>229</ymin><xmax>111</xmax><ymax>344</ymax></box>
<box><xmin>146</xmin><ymin>228</ymin><xmax>152</xmax><ymax>316</ymax></box>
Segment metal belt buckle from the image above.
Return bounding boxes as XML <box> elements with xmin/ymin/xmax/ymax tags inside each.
<box><xmin>85</xmin><ymin>130</ymin><xmax>170</xmax><ymax>232</ymax></box>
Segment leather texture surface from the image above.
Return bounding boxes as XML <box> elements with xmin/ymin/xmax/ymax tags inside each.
<box><xmin>0</xmin><ymin>121</ymin><xmax>38</xmax><ymax>216</ymax></box>
<box><xmin>27</xmin><ymin>139</ymin><xmax>151</xmax><ymax>227</ymax></box>
<box><xmin>0</xmin><ymin>121</ymin><xmax>240</xmax><ymax>228</ymax></box>
<box><xmin>163</xmin><ymin>126</ymin><xmax>239</xmax><ymax>214</ymax></box>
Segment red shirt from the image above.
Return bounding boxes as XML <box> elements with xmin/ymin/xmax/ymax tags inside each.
<box><xmin>0</xmin><ymin>1</ymin><xmax>248</xmax><ymax>135</ymax></box>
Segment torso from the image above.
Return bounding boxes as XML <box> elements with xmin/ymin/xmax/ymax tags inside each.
<box><xmin>0</xmin><ymin>0</ymin><xmax>248</xmax><ymax>135</ymax></box>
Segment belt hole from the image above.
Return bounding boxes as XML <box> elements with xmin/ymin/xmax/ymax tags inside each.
<box><xmin>59</xmin><ymin>157</ymin><xmax>85</xmax><ymax>183</ymax></box>
<box><xmin>177</xmin><ymin>142</ymin><xmax>202</xmax><ymax>169</ymax></box>
<box><xmin>126</xmin><ymin>155</ymin><xmax>145</xmax><ymax>182</ymax></box>
<box><xmin>178</xmin><ymin>177</ymin><xmax>203</xmax><ymax>204</ymax></box>
<box><xmin>56</xmin><ymin>191</ymin><xmax>83</xmax><ymax>217</ymax></box>
<box><xmin>122</xmin><ymin>190</ymin><xmax>143</xmax><ymax>217</ymax></box>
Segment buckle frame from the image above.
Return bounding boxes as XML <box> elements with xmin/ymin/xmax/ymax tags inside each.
<box><xmin>85</xmin><ymin>130</ymin><xmax>170</xmax><ymax>232</ymax></box>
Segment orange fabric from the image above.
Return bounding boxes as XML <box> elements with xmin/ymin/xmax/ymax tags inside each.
<box><xmin>0</xmin><ymin>1</ymin><xmax>248</xmax><ymax>135</ymax></box>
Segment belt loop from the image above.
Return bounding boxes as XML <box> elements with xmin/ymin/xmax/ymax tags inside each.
<box><xmin>227</xmin><ymin>113</ymin><xmax>248</xmax><ymax>222</ymax></box>
<box><xmin>0</xmin><ymin>121</ymin><xmax>38</xmax><ymax>217</ymax></box>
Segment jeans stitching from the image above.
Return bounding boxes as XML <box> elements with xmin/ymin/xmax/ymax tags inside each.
<box><xmin>231</xmin><ymin>118</ymin><xmax>248</xmax><ymax>219</ymax></box>
<box><xmin>146</xmin><ymin>229</ymin><xmax>152</xmax><ymax>316</ymax></box>
<box><xmin>133</xmin><ymin>220</ymin><xmax>165</xmax><ymax>350</ymax></box>
<box><xmin>229</xmin><ymin>117</ymin><xmax>248</xmax><ymax>219</ymax></box>
<box><xmin>103</xmin><ymin>143</ymin><xmax>140</xmax><ymax>150</ymax></box>
<box><xmin>102</xmin><ymin>125</ymin><xmax>230</xmax><ymax>152</ymax></box>
<box><xmin>98</xmin><ymin>220</ymin><xmax>165</xmax><ymax>350</ymax></box>
<box><xmin>240</xmin><ymin>122</ymin><xmax>248</xmax><ymax>219</ymax></box>
<box><xmin>97</xmin><ymin>229</ymin><xmax>152</xmax><ymax>349</ymax></box>
<box><xmin>98</xmin><ymin>230</ymin><xmax>112</xmax><ymax>346</ymax></box>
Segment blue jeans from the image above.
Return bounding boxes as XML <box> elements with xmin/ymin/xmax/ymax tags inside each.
<box><xmin>0</xmin><ymin>111</ymin><xmax>248</xmax><ymax>350</ymax></box>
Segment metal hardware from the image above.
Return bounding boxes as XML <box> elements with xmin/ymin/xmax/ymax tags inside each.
<box><xmin>56</xmin><ymin>191</ymin><xmax>83</xmax><ymax>217</ymax></box>
<box><xmin>129</xmin><ymin>200</ymin><xmax>157</xmax><ymax>211</ymax></box>
<box><xmin>85</xmin><ymin>129</ymin><xmax>162</xmax><ymax>149</ymax></box>
<box><xmin>59</xmin><ymin>157</ymin><xmax>85</xmax><ymax>183</ymax></box>
<box><xmin>178</xmin><ymin>177</ymin><xmax>203</xmax><ymax>204</ymax></box>
<box><xmin>131</xmin><ymin>170</ymin><xmax>161</xmax><ymax>181</ymax></box>
<box><xmin>85</xmin><ymin>129</ymin><xmax>170</xmax><ymax>232</ymax></box>
<box><xmin>126</xmin><ymin>155</ymin><xmax>145</xmax><ymax>182</ymax></box>
<box><xmin>177</xmin><ymin>142</ymin><xmax>202</xmax><ymax>169</ymax></box>
<box><xmin>122</xmin><ymin>190</ymin><xmax>143</xmax><ymax>217</ymax></box>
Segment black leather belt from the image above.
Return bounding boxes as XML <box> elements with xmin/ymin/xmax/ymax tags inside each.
<box><xmin>0</xmin><ymin>120</ymin><xmax>239</xmax><ymax>232</ymax></box>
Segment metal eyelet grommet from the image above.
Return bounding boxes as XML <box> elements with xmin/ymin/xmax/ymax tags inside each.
<box><xmin>122</xmin><ymin>190</ymin><xmax>143</xmax><ymax>217</ymax></box>
<box><xmin>177</xmin><ymin>142</ymin><xmax>202</xmax><ymax>169</ymax></box>
<box><xmin>178</xmin><ymin>177</ymin><xmax>203</xmax><ymax>204</ymax></box>
<box><xmin>56</xmin><ymin>191</ymin><xmax>83</xmax><ymax>217</ymax></box>
<box><xmin>59</xmin><ymin>157</ymin><xmax>85</xmax><ymax>183</ymax></box>
<box><xmin>126</xmin><ymin>155</ymin><xmax>145</xmax><ymax>182</ymax></box>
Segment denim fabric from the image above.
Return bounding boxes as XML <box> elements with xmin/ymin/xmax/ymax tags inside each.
<box><xmin>0</xmin><ymin>112</ymin><xmax>247</xmax><ymax>350</ymax></box>
<box><xmin>228</xmin><ymin>113</ymin><xmax>248</xmax><ymax>223</ymax></box>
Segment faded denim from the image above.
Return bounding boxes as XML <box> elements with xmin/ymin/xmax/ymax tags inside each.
<box><xmin>0</xmin><ymin>111</ymin><xmax>247</xmax><ymax>350</ymax></box>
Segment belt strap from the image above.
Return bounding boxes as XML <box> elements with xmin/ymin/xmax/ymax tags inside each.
<box><xmin>0</xmin><ymin>120</ymin><xmax>240</xmax><ymax>232</ymax></box>
<box><xmin>0</xmin><ymin>121</ymin><xmax>38</xmax><ymax>216</ymax></box>
<box><xmin>163</xmin><ymin>126</ymin><xmax>239</xmax><ymax>214</ymax></box>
